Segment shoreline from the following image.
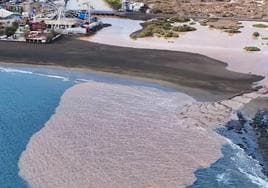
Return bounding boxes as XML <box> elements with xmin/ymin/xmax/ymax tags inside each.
<box><xmin>82</xmin><ymin>18</ymin><xmax>268</xmax><ymax>86</ymax></box>
<box><xmin>0</xmin><ymin>61</ymin><xmax>261</xmax><ymax>102</ymax></box>
<box><xmin>0</xmin><ymin>51</ymin><xmax>264</xmax><ymax>185</ymax></box>
<box><xmin>1</xmin><ymin>0</ymin><xmax>268</xmax><ymax>186</ymax></box>
<box><xmin>0</xmin><ymin>37</ymin><xmax>262</xmax><ymax>101</ymax></box>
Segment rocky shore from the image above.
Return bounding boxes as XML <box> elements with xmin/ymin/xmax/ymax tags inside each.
<box><xmin>240</xmin><ymin>97</ymin><xmax>268</xmax><ymax>176</ymax></box>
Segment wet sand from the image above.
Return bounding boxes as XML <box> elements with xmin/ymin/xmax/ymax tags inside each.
<box><xmin>0</xmin><ymin>38</ymin><xmax>262</xmax><ymax>101</ymax></box>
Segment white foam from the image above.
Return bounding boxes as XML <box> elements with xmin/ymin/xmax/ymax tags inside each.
<box><xmin>216</xmin><ymin>172</ymin><xmax>230</xmax><ymax>185</ymax></box>
<box><xmin>36</xmin><ymin>73</ymin><xmax>69</xmax><ymax>81</ymax></box>
<box><xmin>228</xmin><ymin>142</ymin><xmax>268</xmax><ymax>187</ymax></box>
<box><xmin>0</xmin><ymin>67</ymin><xmax>33</xmax><ymax>74</ymax></box>
<box><xmin>0</xmin><ymin>67</ymin><xmax>69</xmax><ymax>81</ymax></box>
<box><xmin>75</xmin><ymin>78</ymin><xmax>90</xmax><ymax>83</ymax></box>
<box><xmin>238</xmin><ymin>167</ymin><xmax>268</xmax><ymax>188</ymax></box>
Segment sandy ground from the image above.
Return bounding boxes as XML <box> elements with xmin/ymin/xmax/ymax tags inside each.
<box><xmin>81</xmin><ymin>18</ymin><xmax>268</xmax><ymax>85</ymax></box>
<box><xmin>66</xmin><ymin>0</ymin><xmax>112</xmax><ymax>10</ymax></box>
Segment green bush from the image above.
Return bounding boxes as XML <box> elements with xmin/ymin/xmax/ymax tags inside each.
<box><xmin>172</xmin><ymin>24</ymin><xmax>196</xmax><ymax>32</ymax></box>
<box><xmin>252</xmin><ymin>24</ymin><xmax>268</xmax><ymax>28</ymax></box>
<box><xmin>5</xmin><ymin>27</ymin><xmax>17</xmax><ymax>37</ymax></box>
<box><xmin>151</xmin><ymin>27</ymin><xmax>165</xmax><ymax>35</ymax></box>
<box><xmin>12</xmin><ymin>22</ymin><xmax>19</xmax><ymax>29</ymax></box>
<box><xmin>0</xmin><ymin>29</ymin><xmax>4</xmax><ymax>35</ymax></box>
<box><xmin>105</xmin><ymin>0</ymin><xmax>121</xmax><ymax>10</ymax></box>
<box><xmin>224</xmin><ymin>29</ymin><xmax>241</xmax><ymax>33</ymax></box>
<box><xmin>131</xmin><ymin>17</ymin><xmax>192</xmax><ymax>39</ymax></box>
<box><xmin>164</xmin><ymin>31</ymin><xmax>179</xmax><ymax>38</ymax></box>
<box><xmin>244</xmin><ymin>46</ymin><xmax>261</xmax><ymax>51</ymax></box>
<box><xmin>138</xmin><ymin>29</ymin><xmax>153</xmax><ymax>38</ymax></box>
<box><xmin>169</xmin><ymin>16</ymin><xmax>190</xmax><ymax>23</ymax></box>
<box><xmin>252</xmin><ymin>32</ymin><xmax>260</xmax><ymax>37</ymax></box>
<box><xmin>162</xmin><ymin>22</ymin><xmax>172</xmax><ymax>30</ymax></box>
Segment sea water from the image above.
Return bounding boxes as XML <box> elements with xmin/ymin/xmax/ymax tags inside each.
<box><xmin>190</xmin><ymin>143</ymin><xmax>268</xmax><ymax>188</ymax></box>
<box><xmin>0</xmin><ymin>66</ymin><xmax>267</xmax><ymax>188</ymax></box>
<box><xmin>0</xmin><ymin>68</ymin><xmax>74</xmax><ymax>188</ymax></box>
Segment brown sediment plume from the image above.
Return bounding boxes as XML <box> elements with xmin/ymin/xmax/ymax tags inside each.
<box><xmin>19</xmin><ymin>81</ymin><xmax>221</xmax><ymax>188</ymax></box>
<box><xmin>19</xmin><ymin>81</ymin><xmax>267</xmax><ymax>188</ymax></box>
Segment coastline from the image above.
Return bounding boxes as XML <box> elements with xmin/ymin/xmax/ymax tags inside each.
<box><xmin>0</xmin><ymin>69</ymin><xmax>74</xmax><ymax>188</ymax></box>
<box><xmin>1</xmin><ymin>15</ymin><xmax>268</xmax><ymax>187</ymax></box>
<box><xmin>81</xmin><ymin>18</ymin><xmax>268</xmax><ymax>85</ymax></box>
<box><xmin>0</xmin><ymin>55</ymin><xmax>264</xmax><ymax>186</ymax></box>
<box><xmin>0</xmin><ymin>37</ymin><xmax>262</xmax><ymax>101</ymax></box>
<box><xmin>1</xmin><ymin>0</ymin><xmax>267</xmax><ymax>184</ymax></box>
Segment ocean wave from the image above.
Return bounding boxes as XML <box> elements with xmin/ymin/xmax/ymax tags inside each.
<box><xmin>75</xmin><ymin>78</ymin><xmax>90</xmax><ymax>83</ymax></box>
<box><xmin>0</xmin><ymin>67</ymin><xmax>69</xmax><ymax>81</ymax></box>
<box><xmin>238</xmin><ymin>167</ymin><xmax>268</xmax><ymax>188</ymax></box>
<box><xmin>0</xmin><ymin>67</ymin><xmax>33</xmax><ymax>74</ymax></box>
<box><xmin>229</xmin><ymin>142</ymin><xmax>268</xmax><ymax>188</ymax></box>
<box><xmin>36</xmin><ymin>73</ymin><xmax>69</xmax><ymax>81</ymax></box>
<box><xmin>216</xmin><ymin>172</ymin><xmax>231</xmax><ymax>185</ymax></box>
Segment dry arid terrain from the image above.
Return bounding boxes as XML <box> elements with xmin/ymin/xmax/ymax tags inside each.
<box><xmin>137</xmin><ymin>0</ymin><xmax>268</xmax><ymax>19</ymax></box>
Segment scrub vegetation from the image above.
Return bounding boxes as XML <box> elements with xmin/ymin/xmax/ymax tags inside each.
<box><xmin>252</xmin><ymin>24</ymin><xmax>268</xmax><ymax>28</ymax></box>
<box><xmin>244</xmin><ymin>46</ymin><xmax>261</xmax><ymax>51</ymax></box>
<box><xmin>130</xmin><ymin>17</ymin><xmax>196</xmax><ymax>39</ymax></box>
<box><xmin>105</xmin><ymin>0</ymin><xmax>122</xmax><ymax>10</ymax></box>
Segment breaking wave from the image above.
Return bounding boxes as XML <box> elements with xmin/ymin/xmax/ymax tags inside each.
<box><xmin>190</xmin><ymin>141</ymin><xmax>268</xmax><ymax>188</ymax></box>
<box><xmin>0</xmin><ymin>67</ymin><xmax>69</xmax><ymax>81</ymax></box>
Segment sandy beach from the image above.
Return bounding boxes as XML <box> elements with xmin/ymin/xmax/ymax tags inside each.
<box><xmin>0</xmin><ymin>38</ymin><xmax>262</xmax><ymax>101</ymax></box>
<box><xmin>81</xmin><ymin>18</ymin><xmax>268</xmax><ymax>85</ymax></box>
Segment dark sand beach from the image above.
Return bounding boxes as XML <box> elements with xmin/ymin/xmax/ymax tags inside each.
<box><xmin>0</xmin><ymin>37</ymin><xmax>263</xmax><ymax>101</ymax></box>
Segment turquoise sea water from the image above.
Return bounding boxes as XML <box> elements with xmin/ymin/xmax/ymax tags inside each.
<box><xmin>0</xmin><ymin>69</ymin><xmax>73</xmax><ymax>188</ymax></box>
